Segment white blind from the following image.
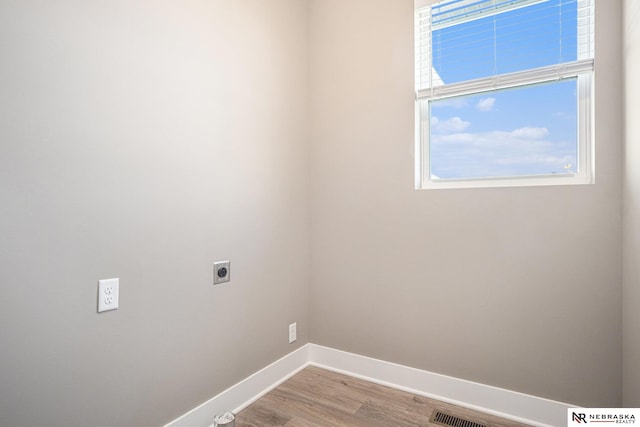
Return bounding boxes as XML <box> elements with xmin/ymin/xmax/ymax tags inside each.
<box><xmin>415</xmin><ymin>0</ymin><xmax>594</xmax><ymax>96</ymax></box>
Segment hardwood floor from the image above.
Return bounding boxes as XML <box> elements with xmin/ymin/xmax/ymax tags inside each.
<box><xmin>235</xmin><ymin>366</ymin><xmax>532</xmax><ymax>427</ymax></box>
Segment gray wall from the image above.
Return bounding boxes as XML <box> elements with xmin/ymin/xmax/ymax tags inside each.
<box><xmin>623</xmin><ymin>0</ymin><xmax>640</xmax><ymax>407</ymax></box>
<box><xmin>0</xmin><ymin>1</ymin><xmax>310</xmax><ymax>426</ymax></box>
<box><xmin>308</xmin><ymin>0</ymin><xmax>624</xmax><ymax>407</ymax></box>
<box><xmin>0</xmin><ymin>0</ymin><xmax>632</xmax><ymax>424</ymax></box>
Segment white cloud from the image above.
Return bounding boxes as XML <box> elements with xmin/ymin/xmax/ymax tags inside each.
<box><xmin>433</xmin><ymin>128</ymin><xmax>551</xmax><ymax>149</ymax></box>
<box><xmin>494</xmin><ymin>154</ymin><xmax>574</xmax><ymax>166</ymax></box>
<box><xmin>475</xmin><ymin>97</ymin><xmax>496</xmax><ymax>112</ymax></box>
<box><xmin>511</xmin><ymin>127</ymin><xmax>549</xmax><ymax>139</ymax></box>
<box><xmin>431</xmin><ymin>116</ymin><xmax>471</xmax><ymax>134</ymax></box>
<box><xmin>430</xmin><ymin>125</ymin><xmax>573</xmax><ymax>179</ymax></box>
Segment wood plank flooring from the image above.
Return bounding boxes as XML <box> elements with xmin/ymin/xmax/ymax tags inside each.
<box><xmin>235</xmin><ymin>366</ymin><xmax>532</xmax><ymax>427</ymax></box>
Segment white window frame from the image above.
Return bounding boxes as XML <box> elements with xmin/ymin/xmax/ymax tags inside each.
<box><xmin>414</xmin><ymin>0</ymin><xmax>595</xmax><ymax>190</ymax></box>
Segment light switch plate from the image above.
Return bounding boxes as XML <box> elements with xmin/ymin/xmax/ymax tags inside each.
<box><xmin>98</xmin><ymin>278</ymin><xmax>119</xmax><ymax>313</ymax></box>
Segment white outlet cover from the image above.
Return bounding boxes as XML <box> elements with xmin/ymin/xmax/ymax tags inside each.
<box><xmin>289</xmin><ymin>322</ymin><xmax>297</xmax><ymax>344</ymax></box>
<box><xmin>98</xmin><ymin>278</ymin><xmax>119</xmax><ymax>313</ymax></box>
<box><xmin>213</xmin><ymin>261</ymin><xmax>230</xmax><ymax>285</ymax></box>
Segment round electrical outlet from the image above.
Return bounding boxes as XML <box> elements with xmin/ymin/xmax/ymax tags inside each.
<box><xmin>213</xmin><ymin>261</ymin><xmax>231</xmax><ymax>285</ymax></box>
<box><xmin>217</xmin><ymin>267</ymin><xmax>228</xmax><ymax>278</ymax></box>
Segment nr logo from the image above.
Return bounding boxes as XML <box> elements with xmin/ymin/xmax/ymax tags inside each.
<box><xmin>573</xmin><ymin>412</ymin><xmax>588</xmax><ymax>423</ymax></box>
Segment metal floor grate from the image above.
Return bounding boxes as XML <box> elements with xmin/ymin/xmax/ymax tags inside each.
<box><xmin>430</xmin><ymin>410</ymin><xmax>489</xmax><ymax>427</ymax></box>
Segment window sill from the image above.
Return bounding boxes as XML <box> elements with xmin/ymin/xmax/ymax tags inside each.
<box><xmin>416</xmin><ymin>173</ymin><xmax>594</xmax><ymax>190</ymax></box>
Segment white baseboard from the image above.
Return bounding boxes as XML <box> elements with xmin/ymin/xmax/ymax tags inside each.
<box><xmin>165</xmin><ymin>343</ymin><xmax>574</xmax><ymax>427</ymax></box>
<box><xmin>164</xmin><ymin>345</ymin><xmax>310</xmax><ymax>427</ymax></box>
<box><xmin>308</xmin><ymin>344</ymin><xmax>574</xmax><ymax>427</ymax></box>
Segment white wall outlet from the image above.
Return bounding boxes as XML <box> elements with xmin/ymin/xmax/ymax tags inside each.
<box><xmin>213</xmin><ymin>261</ymin><xmax>230</xmax><ymax>285</ymax></box>
<box><xmin>98</xmin><ymin>278</ymin><xmax>119</xmax><ymax>313</ymax></box>
<box><xmin>289</xmin><ymin>322</ymin><xmax>297</xmax><ymax>344</ymax></box>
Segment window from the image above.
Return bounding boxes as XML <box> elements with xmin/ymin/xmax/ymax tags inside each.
<box><xmin>415</xmin><ymin>0</ymin><xmax>594</xmax><ymax>189</ymax></box>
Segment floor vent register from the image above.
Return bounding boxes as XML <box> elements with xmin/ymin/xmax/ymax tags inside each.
<box><xmin>430</xmin><ymin>410</ymin><xmax>489</xmax><ymax>427</ymax></box>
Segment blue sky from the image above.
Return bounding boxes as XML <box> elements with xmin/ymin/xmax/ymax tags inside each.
<box><xmin>427</xmin><ymin>0</ymin><xmax>579</xmax><ymax>179</ymax></box>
